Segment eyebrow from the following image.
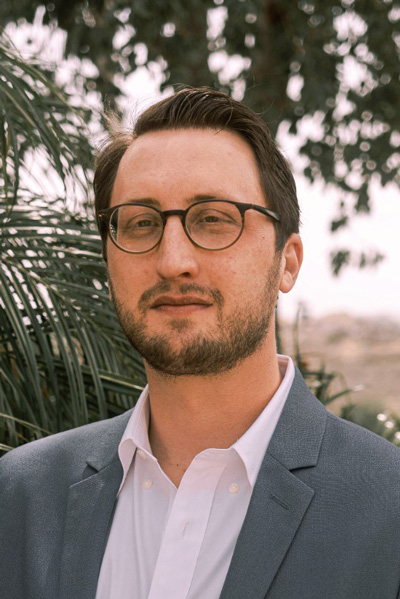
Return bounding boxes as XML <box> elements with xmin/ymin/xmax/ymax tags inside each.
<box><xmin>123</xmin><ymin>194</ymin><xmax>223</xmax><ymax>208</ymax></box>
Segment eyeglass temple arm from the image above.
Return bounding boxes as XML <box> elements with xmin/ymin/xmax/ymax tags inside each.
<box><xmin>247</xmin><ymin>204</ymin><xmax>280</xmax><ymax>223</ymax></box>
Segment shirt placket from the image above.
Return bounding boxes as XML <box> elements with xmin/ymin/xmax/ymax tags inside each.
<box><xmin>147</xmin><ymin>451</ymin><xmax>229</xmax><ymax>599</ymax></box>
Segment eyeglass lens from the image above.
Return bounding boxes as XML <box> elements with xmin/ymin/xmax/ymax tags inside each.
<box><xmin>109</xmin><ymin>201</ymin><xmax>243</xmax><ymax>252</ymax></box>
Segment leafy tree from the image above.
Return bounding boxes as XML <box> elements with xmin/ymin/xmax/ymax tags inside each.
<box><xmin>0</xmin><ymin>40</ymin><xmax>146</xmax><ymax>454</ymax></box>
<box><xmin>2</xmin><ymin>0</ymin><xmax>399</xmax><ymax>272</ymax></box>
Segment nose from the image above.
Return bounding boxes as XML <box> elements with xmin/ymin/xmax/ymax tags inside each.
<box><xmin>155</xmin><ymin>216</ymin><xmax>200</xmax><ymax>280</ymax></box>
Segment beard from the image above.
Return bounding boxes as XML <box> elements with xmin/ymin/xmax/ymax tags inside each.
<box><xmin>108</xmin><ymin>257</ymin><xmax>281</xmax><ymax>377</ymax></box>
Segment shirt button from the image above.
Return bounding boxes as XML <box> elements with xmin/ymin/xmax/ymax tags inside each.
<box><xmin>229</xmin><ymin>483</ymin><xmax>240</xmax><ymax>494</ymax></box>
<box><xmin>137</xmin><ymin>449</ymin><xmax>147</xmax><ymax>460</ymax></box>
<box><xmin>143</xmin><ymin>479</ymin><xmax>153</xmax><ymax>490</ymax></box>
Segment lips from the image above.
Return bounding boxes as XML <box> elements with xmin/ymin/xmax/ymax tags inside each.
<box><xmin>150</xmin><ymin>295</ymin><xmax>212</xmax><ymax>308</ymax></box>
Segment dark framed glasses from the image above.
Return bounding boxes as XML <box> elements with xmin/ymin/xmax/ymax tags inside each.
<box><xmin>97</xmin><ymin>198</ymin><xmax>280</xmax><ymax>254</ymax></box>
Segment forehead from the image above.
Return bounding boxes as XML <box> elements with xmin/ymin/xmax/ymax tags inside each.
<box><xmin>111</xmin><ymin>128</ymin><xmax>265</xmax><ymax>207</ymax></box>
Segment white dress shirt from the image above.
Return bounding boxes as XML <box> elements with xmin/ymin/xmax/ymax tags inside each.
<box><xmin>96</xmin><ymin>355</ymin><xmax>295</xmax><ymax>599</ymax></box>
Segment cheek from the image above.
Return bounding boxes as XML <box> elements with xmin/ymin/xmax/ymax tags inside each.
<box><xmin>107</xmin><ymin>252</ymin><xmax>143</xmax><ymax>297</ymax></box>
<box><xmin>212</xmin><ymin>254</ymin><xmax>258</xmax><ymax>300</ymax></box>
<box><xmin>111</xmin><ymin>262</ymin><xmax>166</xmax><ymax>315</ymax></box>
<box><xmin>107</xmin><ymin>254</ymin><xmax>126</xmax><ymax>290</ymax></box>
<box><xmin>211</xmin><ymin>255</ymin><xmax>240</xmax><ymax>285</ymax></box>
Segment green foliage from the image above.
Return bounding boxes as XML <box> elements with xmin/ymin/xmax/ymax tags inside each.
<box><xmin>0</xmin><ymin>40</ymin><xmax>146</xmax><ymax>455</ymax></box>
<box><xmin>340</xmin><ymin>403</ymin><xmax>400</xmax><ymax>445</ymax></box>
<box><xmin>2</xmin><ymin>0</ymin><xmax>399</xmax><ymax>273</ymax></box>
<box><xmin>0</xmin><ymin>37</ymin><xmax>92</xmax><ymax>204</ymax></box>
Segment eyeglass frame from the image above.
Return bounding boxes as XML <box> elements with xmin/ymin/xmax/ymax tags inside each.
<box><xmin>97</xmin><ymin>198</ymin><xmax>281</xmax><ymax>254</ymax></box>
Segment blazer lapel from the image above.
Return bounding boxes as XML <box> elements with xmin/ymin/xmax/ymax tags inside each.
<box><xmin>59</xmin><ymin>411</ymin><xmax>132</xmax><ymax>599</ymax></box>
<box><xmin>220</xmin><ymin>369</ymin><xmax>327</xmax><ymax>599</ymax></box>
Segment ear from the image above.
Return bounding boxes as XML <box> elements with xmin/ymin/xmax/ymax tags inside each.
<box><xmin>279</xmin><ymin>233</ymin><xmax>303</xmax><ymax>293</ymax></box>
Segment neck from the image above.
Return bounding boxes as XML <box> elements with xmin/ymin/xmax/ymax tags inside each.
<box><xmin>146</xmin><ymin>336</ymin><xmax>282</xmax><ymax>486</ymax></box>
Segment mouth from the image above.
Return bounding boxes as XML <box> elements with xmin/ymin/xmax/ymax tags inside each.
<box><xmin>150</xmin><ymin>295</ymin><xmax>213</xmax><ymax>314</ymax></box>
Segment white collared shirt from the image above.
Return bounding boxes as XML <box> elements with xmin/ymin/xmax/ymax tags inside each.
<box><xmin>96</xmin><ymin>355</ymin><xmax>295</xmax><ymax>599</ymax></box>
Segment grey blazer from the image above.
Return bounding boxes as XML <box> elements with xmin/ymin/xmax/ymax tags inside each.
<box><xmin>1</xmin><ymin>369</ymin><xmax>400</xmax><ymax>599</ymax></box>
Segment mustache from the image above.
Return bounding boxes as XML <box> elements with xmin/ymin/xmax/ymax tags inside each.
<box><xmin>138</xmin><ymin>282</ymin><xmax>223</xmax><ymax>312</ymax></box>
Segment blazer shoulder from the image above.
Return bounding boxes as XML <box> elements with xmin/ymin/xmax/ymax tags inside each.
<box><xmin>287</xmin><ymin>368</ymin><xmax>400</xmax><ymax>469</ymax></box>
<box><xmin>0</xmin><ymin>409</ymin><xmax>133</xmax><ymax>485</ymax></box>
<box><xmin>322</xmin><ymin>410</ymin><xmax>400</xmax><ymax>481</ymax></box>
<box><xmin>327</xmin><ymin>410</ymin><xmax>400</xmax><ymax>456</ymax></box>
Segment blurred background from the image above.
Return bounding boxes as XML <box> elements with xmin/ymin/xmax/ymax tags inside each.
<box><xmin>0</xmin><ymin>0</ymin><xmax>399</xmax><ymax>452</ymax></box>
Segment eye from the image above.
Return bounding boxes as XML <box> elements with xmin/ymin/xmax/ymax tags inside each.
<box><xmin>193</xmin><ymin>209</ymin><xmax>239</xmax><ymax>227</ymax></box>
<box><xmin>132</xmin><ymin>216</ymin><xmax>158</xmax><ymax>228</ymax></box>
<box><xmin>127</xmin><ymin>215</ymin><xmax>160</xmax><ymax>230</ymax></box>
<box><xmin>198</xmin><ymin>211</ymin><xmax>226</xmax><ymax>223</ymax></box>
<box><xmin>117</xmin><ymin>209</ymin><xmax>161</xmax><ymax>237</ymax></box>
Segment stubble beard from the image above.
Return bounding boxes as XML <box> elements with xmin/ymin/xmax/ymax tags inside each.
<box><xmin>108</xmin><ymin>258</ymin><xmax>281</xmax><ymax>377</ymax></box>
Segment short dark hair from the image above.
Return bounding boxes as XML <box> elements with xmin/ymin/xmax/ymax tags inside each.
<box><xmin>94</xmin><ymin>86</ymin><xmax>300</xmax><ymax>256</ymax></box>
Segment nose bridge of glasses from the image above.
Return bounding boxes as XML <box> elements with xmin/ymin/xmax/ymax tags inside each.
<box><xmin>161</xmin><ymin>208</ymin><xmax>187</xmax><ymax>223</ymax></box>
<box><xmin>160</xmin><ymin>208</ymin><xmax>190</xmax><ymax>240</ymax></box>
<box><xmin>157</xmin><ymin>208</ymin><xmax>192</xmax><ymax>248</ymax></box>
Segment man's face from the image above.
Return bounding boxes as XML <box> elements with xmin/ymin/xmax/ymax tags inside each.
<box><xmin>107</xmin><ymin>128</ymin><xmax>295</xmax><ymax>376</ymax></box>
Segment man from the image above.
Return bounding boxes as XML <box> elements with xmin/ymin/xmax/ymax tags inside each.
<box><xmin>1</xmin><ymin>87</ymin><xmax>400</xmax><ymax>599</ymax></box>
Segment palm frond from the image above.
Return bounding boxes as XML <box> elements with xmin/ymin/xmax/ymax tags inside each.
<box><xmin>0</xmin><ymin>36</ymin><xmax>92</xmax><ymax>207</ymax></box>
<box><xmin>0</xmin><ymin>35</ymin><xmax>147</xmax><ymax>455</ymax></box>
<box><xmin>0</xmin><ymin>195</ymin><xmax>146</xmax><ymax>452</ymax></box>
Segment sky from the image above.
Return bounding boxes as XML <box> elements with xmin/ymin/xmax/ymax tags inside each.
<box><xmin>5</xmin><ymin>13</ymin><xmax>400</xmax><ymax>324</ymax></box>
<box><xmin>280</xmin><ymin>175</ymin><xmax>400</xmax><ymax>322</ymax></box>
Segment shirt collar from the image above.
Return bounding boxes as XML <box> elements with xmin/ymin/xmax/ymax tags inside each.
<box><xmin>232</xmin><ymin>354</ymin><xmax>295</xmax><ymax>487</ymax></box>
<box><xmin>117</xmin><ymin>354</ymin><xmax>295</xmax><ymax>492</ymax></box>
<box><xmin>118</xmin><ymin>386</ymin><xmax>152</xmax><ymax>491</ymax></box>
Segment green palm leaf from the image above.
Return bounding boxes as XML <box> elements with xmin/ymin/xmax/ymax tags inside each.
<box><xmin>0</xmin><ymin>37</ymin><xmax>146</xmax><ymax>454</ymax></box>
<box><xmin>0</xmin><ymin>195</ymin><xmax>146</xmax><ymax>452</ymax></box>
<box><xmin>0</xmin><ymin>36</ymin><xmax>92</xmax><ymax>206</ymax></box>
